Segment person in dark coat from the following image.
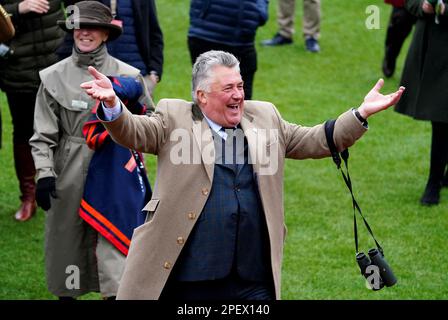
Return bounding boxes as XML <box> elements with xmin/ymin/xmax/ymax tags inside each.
<box><xmin>58</xmin><ymin>0</ymin><xmax>164</xmax><ymax>100</ymax></box>
<box><xmin>187</xmin><ymin>0</ymin><xmax>269</xmax><ymax>100</ymax></box>
<box><xmin>0</xmin><ymin>0</ymin><xmax>65</xmax><ymax>221</ymax></box>
<box><xmin>382</xmin><ymin>0</ymin><xmax>417</xmax><ymax>78</ymax></box>
<box><xmin>395</xmin><ymin>0</ymin><xmax>448</xmax><ymax>205</ymax></box>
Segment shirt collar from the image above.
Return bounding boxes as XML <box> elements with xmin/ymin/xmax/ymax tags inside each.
<box><xmin>202</xmin><ymin>113</ymin><xmax>223</xmax><ymax>135</ymax></box>
<box><xmin>202</xmin><ymin>113</ymin><xmax>238</xmax><ymax>140</ymax></box>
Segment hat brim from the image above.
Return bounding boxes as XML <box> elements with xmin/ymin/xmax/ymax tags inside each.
<box><xmin>57</xmin><ymin>20</ymin><xmax>122</xmax><ymax>41</ymax></box>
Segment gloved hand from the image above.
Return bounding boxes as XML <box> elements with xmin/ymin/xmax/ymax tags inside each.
<box><xmin>36</xmin><ymin>177</ymin><xmax>56</xmax><ymax>211</ymax></box>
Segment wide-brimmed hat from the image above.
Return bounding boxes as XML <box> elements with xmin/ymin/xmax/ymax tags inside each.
<box><xmin>57</xmin><ymin>1</ymin><xmax>122</xmax><ymax>41</ymax></box>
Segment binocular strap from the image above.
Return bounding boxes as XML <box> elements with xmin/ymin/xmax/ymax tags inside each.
<box><xmin>324</xmin><ymin>119</ymin><xmax>383</xmax><ymax>254</ymax></box>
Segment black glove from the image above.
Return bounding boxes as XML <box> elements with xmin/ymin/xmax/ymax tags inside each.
<box><xmin>36</xmin><ymin>177</ymin><xmax>56</xmax><ymax>211</ymax></box>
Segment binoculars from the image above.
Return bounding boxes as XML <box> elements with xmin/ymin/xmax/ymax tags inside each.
<box><xmin>356</xmin><ymin>248</ymin><xmax>397</xmax><ymax>290</ymax></box>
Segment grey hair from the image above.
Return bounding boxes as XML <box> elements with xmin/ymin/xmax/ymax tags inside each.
<box><xmin>191</xmin><ymin>50</ymin><xmax>240</xmax><ymax>104</ymax></box>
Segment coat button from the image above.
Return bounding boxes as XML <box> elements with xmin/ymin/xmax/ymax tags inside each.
<box><xmin>177</xmin><ymin>237</ymin><xmax>185</xmax><ymax>245</ymax></box>
<box><xmin>163</xmin><ymin>261</ymin><xmax>171</xmax><ymax>269</ymax></box>
<box><xmin>187</xmin><ymin>212</ymin><xmax>196</xmax><ymax>220</ymax></box>
<box><xmin>202</xmin><ymin>188</ymin><xmax>209</xmax><ymax>196</ymax></box>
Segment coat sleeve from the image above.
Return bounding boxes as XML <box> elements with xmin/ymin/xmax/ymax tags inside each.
<box><xmin>278</xmin><ymin>107</ymin><xmax>367</xmax><ymax>160</ymax></box>
<box><xmin>99</xmin><ymin>98</ymin><xmax>170</xmax><ymax>155</ymax></box>
<box><xmin>257</xmin><ymin>0</ymin><xmax>269</xmax><ymax>26</ymax></box>
<box><xmin>29</xmin><ymin>83</ymin><xmax>60</xmax><ymax>180</ymax></box>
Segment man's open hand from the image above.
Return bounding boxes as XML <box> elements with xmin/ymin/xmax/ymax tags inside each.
<box><xmin>80</xmin><ymin>66</ymin><xmax>117</xmax><ymax>108</ymax></box>
<box><xmin>358</xmin><ymin>79</ymin><xmax>405</xmax><ymax>119</ymax></box>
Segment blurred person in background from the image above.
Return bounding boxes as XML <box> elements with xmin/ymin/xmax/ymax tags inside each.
<box><xmin>382</xmin><ymin>0</ymin><xmax>416</xmax><ymax>78</ymax></box>
<box><xmin>395</xmin><ymin>0</ymin><xmax>448</xmax><ymax>205</ymax></box>
<box><xmin>261</xmin><ymin>0</ymin><xmax>321</xmax><ymax>53</ymax></box>
<box><xmin>0</xmin><ymin>0</ymin><xmax>65</xmax><ymax>222</ymax></box>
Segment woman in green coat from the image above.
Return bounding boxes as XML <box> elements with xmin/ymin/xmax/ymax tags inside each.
<box><xmin>395</xmin><ymin>0</ymin><xmax>448</xmax><ymax>205</ymax></box>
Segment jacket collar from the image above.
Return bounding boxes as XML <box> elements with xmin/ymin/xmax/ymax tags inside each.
<box><xmin>72</xmin><ymin>43</ymin><xmax>108</xmax><ymax>69</ymax></box>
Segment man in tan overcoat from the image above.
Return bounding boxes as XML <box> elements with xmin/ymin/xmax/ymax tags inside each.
<box><xmin>81</xmin><ymin>50</ymin><xmax>404</xmax><ymax>300</ymax></box>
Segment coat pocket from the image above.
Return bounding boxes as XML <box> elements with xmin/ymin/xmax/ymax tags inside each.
<box><xmin>142</xmin><ymin>199</ymin><xmax>160</xmax><ymax>223</ymax></box>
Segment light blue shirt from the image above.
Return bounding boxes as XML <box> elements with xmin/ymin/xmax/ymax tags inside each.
<box><xmin>202</xmin><ymin>113</ymin><xmax>237</xmax><ymax>141</ymax></box>
<box><xmin>102</xmin><ymin>100</ymin><xmax>122</xmax><ymax>121</ymax></box>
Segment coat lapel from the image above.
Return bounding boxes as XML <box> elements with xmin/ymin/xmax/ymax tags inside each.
<box><xmin>192</xmin><ymin>117</ymin><xmax>215</xmax><ymax>183</ymax></box>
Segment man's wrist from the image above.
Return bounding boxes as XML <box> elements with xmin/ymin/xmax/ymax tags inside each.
<box><xmin>352</xmin><ymin>108</ymin><xmax>368</xmax><ymax>127</ymax></box>
<box><xmin>104</xmin><ymin>96</ymin><xmax>118</xmax><ymax>108</ymax></box>
<box><xmin>356</xmin><ymin>106</ymin><xmax>368</xmax><ymax>119</ymax></box>
<box><xmin>101</xmin><ymin>99</ymin><xmax>122</xmax><ymax>121</ymax></box>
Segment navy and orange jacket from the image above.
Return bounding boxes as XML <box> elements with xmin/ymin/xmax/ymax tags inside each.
<box><xmin>79</xmin><ymin>76</ymin><xmax>151</xmax><ymax>255</ymax></box>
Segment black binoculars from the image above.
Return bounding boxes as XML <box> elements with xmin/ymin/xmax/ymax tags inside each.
<box><xmin>356</xmin><ymin>248</ymin><xmax>397</xmax><ymax>290</ymax></box>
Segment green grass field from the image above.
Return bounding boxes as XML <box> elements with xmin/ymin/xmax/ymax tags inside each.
<box><xmin>1</xmin><ymin>0</ymin><xmax>447</xmax><ymax>300</ymax></box>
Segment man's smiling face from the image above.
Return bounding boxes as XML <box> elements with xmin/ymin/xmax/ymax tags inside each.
<box><xmin>197</xmin><ymin>65</ymin><xmax>245</xmax><ymax>128</ymax></box>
